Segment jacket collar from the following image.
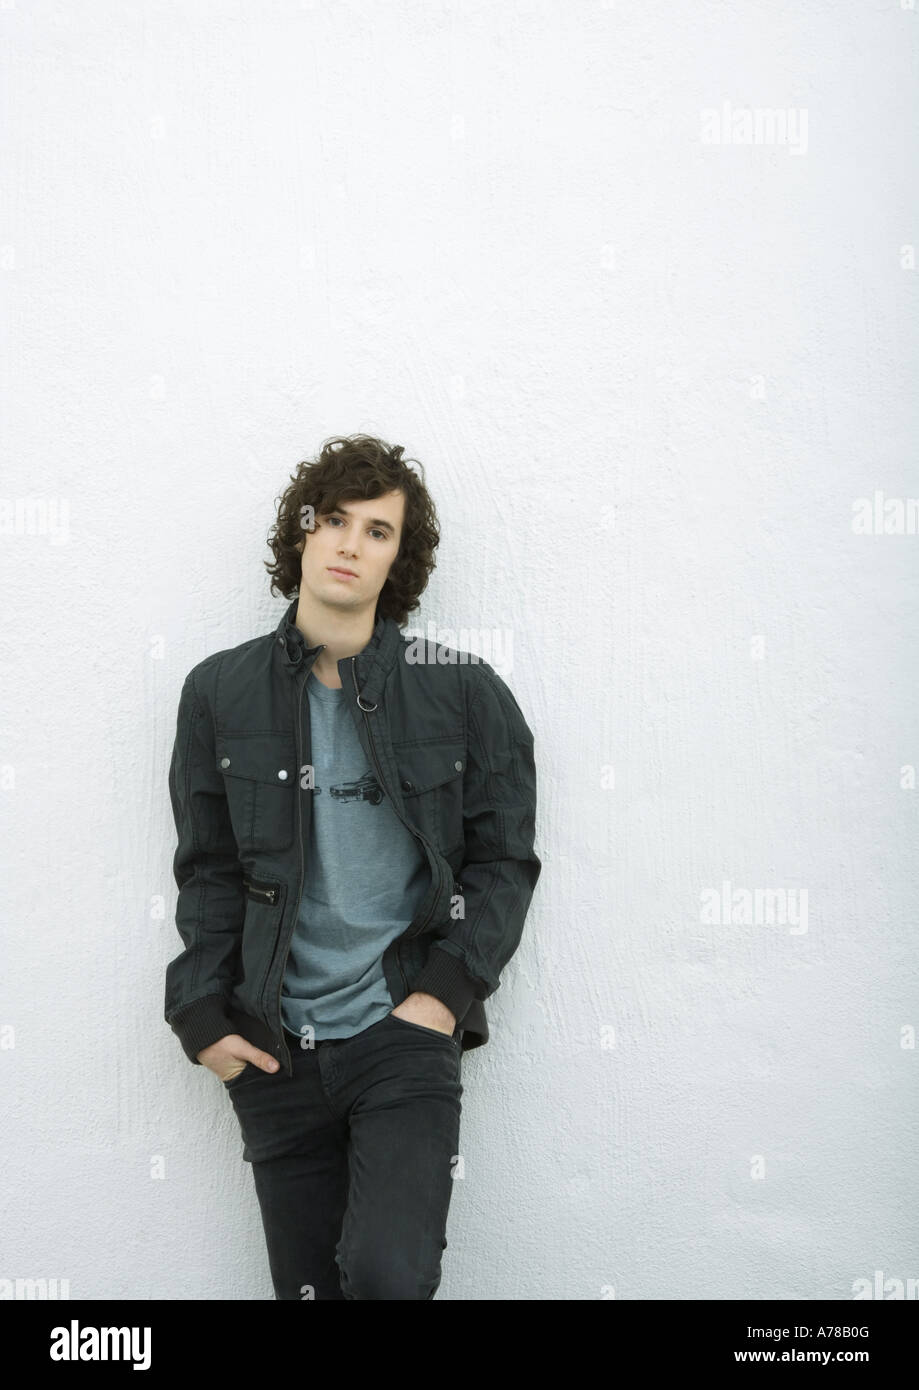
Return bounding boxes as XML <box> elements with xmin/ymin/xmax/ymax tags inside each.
<box><xmin>272</xmin><ymin>593</ymin><xmax>401</xmax><ymax>705</ymax></box>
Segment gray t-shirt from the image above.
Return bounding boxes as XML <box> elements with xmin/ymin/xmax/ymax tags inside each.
<box><xmin>280</xmin><ymin>668</ymin><xmax>429</xmax><ymax>1041</ymax></box>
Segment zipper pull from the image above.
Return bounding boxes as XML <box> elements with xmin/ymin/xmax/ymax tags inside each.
<box><xmin>352</xmin><ymin>655</ymin><xmax>378</xmax><ymax>712</ymax></box>
<box><xmin>243</xmin><ymin>878</ymin><xmax>279</xmax><ymax>905</ymax></box>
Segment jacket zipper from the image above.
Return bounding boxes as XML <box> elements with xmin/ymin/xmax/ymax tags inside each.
<box><xmin>270</xmin><ymin>659</ymin><xmax>312</xmax><ymax>1075</ymax></box>
<box><xmin>349</xmin><ymin>655</ymin><xmax>446</xmax><ymax>997</ymax></box>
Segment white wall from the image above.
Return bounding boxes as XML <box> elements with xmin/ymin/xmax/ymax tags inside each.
<box><xmin>2</xmin><ymin>1</ymin><xmax>916</xmax><ymax>1301</ymax></box>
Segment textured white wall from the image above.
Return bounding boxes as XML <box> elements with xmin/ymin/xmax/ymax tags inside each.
<box><xmin>2</xmin><ymin>2</ymin><xmax>916</xmax><ymax>1301</ymax></box>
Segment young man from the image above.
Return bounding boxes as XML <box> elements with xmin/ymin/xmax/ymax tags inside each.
<box><xmin>165</xmin><ymin>434</ymin><xmax>541</xmax><ymax>1300</ymax></box>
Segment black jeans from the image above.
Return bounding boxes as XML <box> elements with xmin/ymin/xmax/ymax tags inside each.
<box><xmin>223</xmin><ymin>1012</ymin><xmax>464</xmax><ymax>1300</ymax></box>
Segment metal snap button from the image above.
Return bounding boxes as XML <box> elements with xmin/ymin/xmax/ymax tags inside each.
<box><xmin>277</xmin><ymin>769</ymin><xmax>288</xmax><ymax>780</ymax></box>
<box><xmin>454</xmin><ymin>760</ymin><xmax>463</xmax><ymax>770</ymax></box>
<box><xmin>401</xmin><ymin>779</ymin><xmax>413</xmax><ymax>791</ymax></box>
<box><xmin>220</xmin><ymin>757</ymin><xmax>231</xmax><ymax>769</ymax></box>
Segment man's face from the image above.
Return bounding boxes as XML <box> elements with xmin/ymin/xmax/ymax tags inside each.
<box><xmin>297</xmin><ymin>490</ymin><xmax>405</xmax><ymax>613</ymax></box>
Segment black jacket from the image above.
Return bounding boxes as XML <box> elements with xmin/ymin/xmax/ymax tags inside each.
<box><xmin>165</xmin><ymin>596</ymin><xmax>541</xmax><ymax>1077</ymax></box>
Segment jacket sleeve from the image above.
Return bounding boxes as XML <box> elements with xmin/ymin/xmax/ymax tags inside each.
<box><xmin>164</xmin><ymin>664</ymin><xmax>246</xmax><ymax>1064</ymax></box>
<box><xmin>412</xmin><ymin>660</ymin><xmax>541</xmax><ymax>1025</ymax></box>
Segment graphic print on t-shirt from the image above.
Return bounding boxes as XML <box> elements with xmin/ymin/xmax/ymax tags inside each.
<box><xmin>317</xmin><ymin>770</ymin><xmax>385</xmax><ymax>806</ymax></box>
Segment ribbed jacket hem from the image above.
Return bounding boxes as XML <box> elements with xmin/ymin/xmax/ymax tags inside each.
<box><xmin>410</xmin><ymin>948</ymin><xmax>479</xmax><ymax>1027</ymax></box>
<box><xmin>168</xmin><ymin>993</ymin><xmax>237</xmax><ymax>1065</ymax></box>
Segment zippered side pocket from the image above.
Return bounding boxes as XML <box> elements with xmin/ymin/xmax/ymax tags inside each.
<box><xmin>243</xmin><ymin>876</ymin><xmax>280</xmax><ymax>906</ymax></box>
<box><xmin>237</xmin><ymin>877</ymin><xmax>286</xmax><ymax>1020</ymax></box>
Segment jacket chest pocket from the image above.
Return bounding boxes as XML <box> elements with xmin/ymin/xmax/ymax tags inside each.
<box><xmin>216</xmin><ymin>734</ymin><xmax>297</xmax><ymax>854</ymax></box>
<box><xmin>393</xmin><ymin>739</ymin><xmax>466</xmax><ymax>856</ymax></box>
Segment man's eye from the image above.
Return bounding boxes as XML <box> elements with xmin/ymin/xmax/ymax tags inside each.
<box><xmin>325</xmin><ymin>515</ymin><xmax>387</xmax><ymax>540</ymax></box>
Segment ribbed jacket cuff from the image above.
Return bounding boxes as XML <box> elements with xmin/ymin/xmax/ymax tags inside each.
<box><xmin>168</xmin><ymin>994</ymin><xmax>237</xmax><ymax>1065</ymax></box>
<box><xmin>411</xmin><ymin>949</ymin><xmax>480</xmax><ymax>1026</ymax></box>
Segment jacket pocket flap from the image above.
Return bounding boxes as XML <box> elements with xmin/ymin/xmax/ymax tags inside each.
<box><xmin>393</xmin><ymin>740</ymin><xmax>466</xmax><ymax>796</ymax></box>
<box><xmin>215</xmin><ymin>734</ymin><xmax>297</xmax><ymax>786</ymax></box>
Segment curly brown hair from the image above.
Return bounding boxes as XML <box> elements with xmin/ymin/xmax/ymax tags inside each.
<box><xmin>265</xmin><ymin>434</ymin><xmax>440</xmax><ymax>626</ymax></box>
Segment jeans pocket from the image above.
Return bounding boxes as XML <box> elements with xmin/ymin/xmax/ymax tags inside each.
<box><xmin>387</xmin><ymin>1013</ymin><xmax>458</xmax><ymax>1047</ymax></box>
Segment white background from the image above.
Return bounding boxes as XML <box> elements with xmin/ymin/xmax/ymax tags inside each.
<box><xmin>1</xmin><ymin>1</ymin><xmax>916</xmax><ymax>1300</ymax></box>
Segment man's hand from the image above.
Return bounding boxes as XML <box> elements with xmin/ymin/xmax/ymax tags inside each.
<box><xmin>389</xmin><ymin>992</ymin><xmax>456</xmax><ymax>1036</ymax></box>
<box><xmin>196</xmin><ymin>1033</ymin><xmax>280</xmax><ymax>1083</ymax></box>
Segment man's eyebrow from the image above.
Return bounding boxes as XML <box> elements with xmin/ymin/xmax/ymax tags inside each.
<box><xmin>326</xmin><ymin>505</ymin><xmax>396</xmax><ymax>535</ymax></box>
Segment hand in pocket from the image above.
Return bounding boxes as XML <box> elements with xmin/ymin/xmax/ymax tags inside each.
<box><xmin>196</xmin><ymin>1033</ymin><xmax>281</xmax><ymax>1083</ymax></box>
